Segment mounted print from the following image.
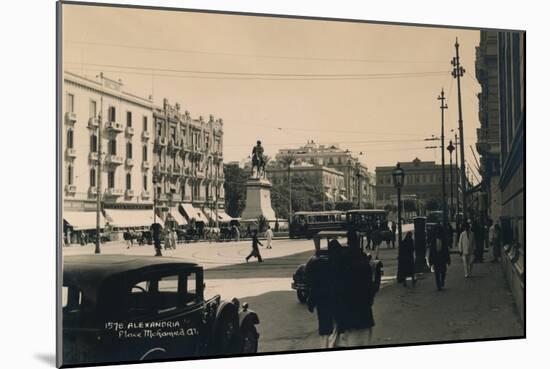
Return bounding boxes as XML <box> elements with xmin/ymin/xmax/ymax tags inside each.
<box><xmin>56</xmin><ymin>1</ymin><xmax>526</xmax><ymax>367</ymax></box>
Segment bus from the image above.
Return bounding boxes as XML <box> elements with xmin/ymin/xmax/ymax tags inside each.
<box><xmin>289</xmin><ymin>211</ymin><xmax>346</xmax><ymax>239</ymax></box>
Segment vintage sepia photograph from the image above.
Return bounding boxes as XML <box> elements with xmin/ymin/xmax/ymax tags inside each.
<box><xmin>57</xmin><ymin>1</ymin><xmax>525</xmax><ymax>367</ymax></box>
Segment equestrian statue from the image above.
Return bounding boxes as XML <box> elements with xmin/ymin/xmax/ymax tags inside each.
<box><xmin>251</xmin><ymin>140</ymin><xmax>267</xmax><ymax>179</ymax></box>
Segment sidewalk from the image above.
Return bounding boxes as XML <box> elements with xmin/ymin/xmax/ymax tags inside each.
<box><xmin>370</xmin><ymin>253</ymin><xmax>524</xmax><ymax>345</ymax></box>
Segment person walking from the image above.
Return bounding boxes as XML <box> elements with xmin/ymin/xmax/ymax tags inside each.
<box><xmin>489</xmin><ymin>221</ymin><xmax>502</xmax><ymax>263</ymax></box>
<box><xmin>391</xmin><ymin>221</ymin><xmax>397</xmax><ymax>248</ymax></box>
<box><xmin>123</xmin><ymin>228</ymin><xmax>132</xmax><ymax>249</ymax></box>
<box><xmin>458</xmin><ymin>222</ymin><xmax>475</xmax><ymax>278</ymax></box>
<box><xmin>151</xmin><ymin>222</ymin><xmax>162</xmax><ymax>256</ymax></box>
<box><xmin>245</xmin><ymin>230</ymin><xmax>264</xmax><ymax>263</ymax></box>
<box><xmin>397</xmin><ymin>231</ymin><xmax>416</xmax><ymax>287</ymax></box>
<box><xmin>265</xmin><ymin>226</ymin><xmax>274</xmax><ymax>249</ymax></box>
<box><xmin>429</xmin><ymin>226</ymin><xmax>451</xmax><ymax>291</ymax></box>
<box><xmin>233</xmin><ymin>225</ymin><xmax>240</xmax><ymax>242</ymax></box>
<box><xmin>171</xmin><ymin>228</ymin><xmax>178</xmax><ymax>249</ymax></box>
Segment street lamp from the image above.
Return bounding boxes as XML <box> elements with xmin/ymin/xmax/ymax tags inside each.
<box><xmin>356</xmin><ymin>162</ymin><xmax>362</xmax><ymax>209</ymax></box>
<box><xmin>392</xmin><ymin>163</ymin><xmax>405</xmax><ymax>247</ymax></box>
<box><xmin>447</xmin><ymin>140</ymin><xmax>455</xmax><ymax>220</ymax></box>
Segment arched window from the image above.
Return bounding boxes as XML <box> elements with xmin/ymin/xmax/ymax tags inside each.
<box><xmin>143</xmin><ymin>175</ymin><xmax>148</xmax><ymax>190</ymax></box>
<box><xmin>126</xmin><ymin>142</ymin><xmax>132</xmax><ymax>158</ymax></box>
<box><xmin>67</xmin><ymin>128</ymin><xmax>74</xmax><ymax>149</ymax></box>
<box><xmin>90</xmin><ymin>168</ymin><xmax>96</xmax><ymax>187</ymax></box>
<box><xmin>126</xmin><ymin>173</ymin><xmax>132</xmax><ymax>190</ymax></box>
<box><xmin>67</xmin><ymin>164</ymin><xmax>73</xmax><ymax>185</ymax></box>
<box><xmin>90</xmin><ymin>134</ymin><xmax>97</xmax><ymax>153</ymax></box>
<box><xmin>142</xmin><ymin>145</ymin><xmax>148</xmax><ymax>161</ymax></box>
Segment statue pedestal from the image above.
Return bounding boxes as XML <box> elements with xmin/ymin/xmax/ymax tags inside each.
<box><xmin>240</xmin><ymin>178</ymin><xmax>277</xmax><ymax>221</ymax></box>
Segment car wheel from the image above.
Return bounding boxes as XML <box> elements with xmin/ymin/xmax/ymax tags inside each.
<box><xmin>213</xmin><ymin>312</ymin><xmax>239</xmax><ymax>354</ymax></box>
<box><xmin>240</xmin><ymin>324</ymin><xmax>259</xmax><ymax>353</ymax></box>
<box><xmin>297</xmin><ymin>289</ymin><xmax>308</xmax><ymax>304</ymax></box>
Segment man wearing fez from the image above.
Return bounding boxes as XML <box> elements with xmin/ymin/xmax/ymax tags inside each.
<box><xmin>151</xmin><ymin>222</ymin><xmax>162</xmax><ymax>257</ymax></box>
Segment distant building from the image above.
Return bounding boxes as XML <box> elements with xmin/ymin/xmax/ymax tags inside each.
<box><xmin>274</xmin><ymin>141</ymin><xmax>376</xmax><ymax>206</ymax></box>
<box><xmin>376</xmin><ymin>158</ymin><xmax>461</xmax><ymax>213</ymax></box>
<box><xmin>267</xmin><ymin>161</ymin><xmax>346</xmax><ymax>205</ymax></box>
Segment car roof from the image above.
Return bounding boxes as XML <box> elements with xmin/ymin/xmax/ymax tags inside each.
<box><xmin>294</xmin><ymin>211</ymin><xmax>345</xmax><ymax>215</ymax></box>
<box><xmin>63</xmin><ymin>255</ymin><xmax>199</xmax><ymax>301</ymax></box>
<box><xmin>346</xmin><ymin>209</ymin><xmax>387</xmax><ymax>213</ymax></box>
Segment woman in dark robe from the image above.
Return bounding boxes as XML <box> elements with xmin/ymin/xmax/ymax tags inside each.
<box><xmin>397</xmin><ymin>231</ymin><xmax>416</xmax><ymax>287</ymax></box>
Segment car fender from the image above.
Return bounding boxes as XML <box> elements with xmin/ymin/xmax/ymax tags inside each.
<box><xmin>238</xmin><ymin>308</ymin><xmax>260</xmax><ymax>329</ymax></box>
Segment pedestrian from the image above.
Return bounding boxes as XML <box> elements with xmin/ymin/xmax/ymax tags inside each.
<box><xmin>472</xmin><ymin>219</ymin><xmax>485</xmax><ymax>262</ymax></box>
<box><xmin>265</xmin><ymin>226</ymin><xmax>274</xmax><ymax>249</ymax></box>
<box><xmin>346</xmin><ymin>227</ymin><xmax>360</xmax><ymax>249</ymax></box>
<box><xmin>245</xmin><ymin>230</ymin><xmax>264</xmax><ymax>263</ymax></box>
<box><xmin>151</xmin><ymin>222</ymin><xmax>162</xmax><ymax>256</ymax></box>
<box><xmin>333</xmin><ymin>238</ymin><xmax>376</xmax><ymax>347</ymax></box>
<box><xmin>458</xmin><ymin>222</ymin><xmax>475</xmax><ymax>278</ymax></box>
<box><xmin>305</xmin><ymin>239</ymin><xmax>340</xmax><ymax>348</ymax></box>
<box><xmin>164</xmin><ymin>228</ymin><xmax>171</xmax><ymax>250</ymax></box>
<box><xmin>233</xmin><ymin>225</ymin><xmax>240</xmax><ymax>242</ymax></box>
<box><xmin>397</xmin><ymin>231</ymin><xmax>416</xmax><ymax>287</ymax></box>
<box><xmin>274</xmin><ymin>220</ymin><xmax>280</xmax><ymax>232</ymax></box>
<box><xmin>489</xmin><ymin>221</ymin><xmax>502</xmax><ymax>262</ymax></box>
<box><xmin>171</xmin><ymin>228</ymin><xmax>178</xmax><ymax>249</ymax></box>
<box><xmin>391</xmin><ymin>221</ymin><xmax>397</xmax><ymax>248</ymax></box>
<box><xmin>123</xmin><ymin>228</ymin><xmax>132</xmax><ymax>249</ymax></box>
<box><xmin>428</xmin><ymin>226</ymin><xmax>451</xmax><ymax>291</ymax></box>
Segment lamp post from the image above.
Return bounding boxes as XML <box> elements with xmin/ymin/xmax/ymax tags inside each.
<box><xmin>356</xmin><ymin>162</ymin><xmax>362</xmax><ymax>209</ymax></box>
<box><xmin>447</xmin><ymin>140</ymin><xmax>455</xmax><ymax>220</ymax></box>
<box><xmin>392</xmin><ymin>163</ymin><xmax>405</xmax><ymax>247</ymax></box>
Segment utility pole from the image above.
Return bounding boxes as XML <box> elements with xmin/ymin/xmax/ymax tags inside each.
<box><xmin>438</xmin><ymin>89</ymin><xmax>449</xmax><ymax>247</ymax></box>
<box><xmin>452</xmin><ymin>38</ymin><xmax>468</xmax><ymax>219</ymax></box>
<box><xmin>447</xmin><ymin>140</ymin><xmax>455</xmax><ymax>220</ymax></box>
<box><xmin>454</xmin><ymin>132</ymin><xmax>460</xmax><ymax>221</ymax></box>
<box><xmin>95</xmin><ymin>73</ymin><xmax>104</xmax><ymax>255</ymax></box>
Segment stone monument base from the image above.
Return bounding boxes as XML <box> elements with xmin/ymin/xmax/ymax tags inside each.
<box><xmin>240</xmin><ymin>178</ymin><xmax>277</xmax><ymax>221</ymax></box>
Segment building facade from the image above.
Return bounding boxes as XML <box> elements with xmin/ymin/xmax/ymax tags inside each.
<box><xmin>153</xmin><ymin>99</ymin><xmax>227</xmax><ymax>226</ymax></box>
<box><xmin>275</xmin><ymin>141</ymin><xmax>376</xmax><ymax>207</ymax></box>
<box><xmin>474</xmin><ymin>30</ymin><xmax>524</xmax><ymax>320</ymax></box>
<box><xmin>376</xmin><ymin>158</ymin><xmax>461</xmax><ymax>214</ymax></box>
<box><xmin>62</xmin><ymin>71</ymin><xmax>155</xmax><ymax>241</ymax></box>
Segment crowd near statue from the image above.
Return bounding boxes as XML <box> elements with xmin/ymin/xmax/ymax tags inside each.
<box><xmin>251</xmin><ymin>140</ymin><xmax>267</xmax><ymax>179</ymax></box>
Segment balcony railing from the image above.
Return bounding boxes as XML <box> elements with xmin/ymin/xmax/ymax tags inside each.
<box><xmin>65</xmin><ymin>112</ymin><xmax>77</xmax><ymax>124</ymax></box>
<box><xmin>105</xmin><ymin>121</ymin><xmax>124</xmax><ymax>133</ymax></box>
<box><xmin>105</xmin><ymin>155</ymin><xmax>124</xmax><ymax>165</ymax></box>
<box><xmin>125</xmin><ymin>189</ymin><xmax>135</xmax><ymax>197</ymax></box>
<box><xmin>88</xmin><ymin>117</ymin><xmax>99</xmax><ymax>128</ymax></box>
<box><xmin>158</xmin><ymin>194</ymin><xmax>168</xmax><ymax>202</ymax></box>
<box><xmin>142</xmin><ymin>131</ymin><xmax>151</xmax><ymax>140</ymax></box>
<box><xmin>89</xmin><ymin>152</ymin><xmax>99</xmax><ymax>162</ymax></box>
<box><xmin>155</xmin><ymin>137</ymin><xmax>167</xmax><ymax>147</ymax></box>
<box><xmin>141</xmin><ymin>190</ymin><xmax>151</xmax><ymax>199</ymax></box>
<box><xmin>126</xmin><ymin>126</ymin><xmax>135</xmax><ymax>136</ymax></box>
<box><xmin>66</xmin><ymin>148</ymin><xmax>77</xmax><ymax>158</ymax></box>
<box><xmin>88</xmin><ymin>186</ymin><xmax>98</xmax><ymax>195</ymax></box>
<box><xmin>65</xmin><ymin>184</ymin><xmax>77</xmax><ymax>194</ymax></box>
<box><xmin>170</xmin><ymin>193</ymin><xmax>182</xmax><ymax>202</ymax></box>
<box><xmin>125</xmin><ymin>158</ymin><xmax>134</xmax><ymax>167</ymax></box>
<box><xmin>142</xmin><ymin>161</ymin><xmax>150</xmax><ymax>169</ymax></box>
<box><xmin>105</xmin><ymin>188</ymin><xmax>124</xmax><ymax>197</ymax></box>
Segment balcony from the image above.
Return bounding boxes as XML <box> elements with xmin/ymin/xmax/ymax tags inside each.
<box><xmin>89</xmin><ymin>152</ymin><xmax>99</xmax><ymax>162</ymax></box>
<box><xmin>170</xmin><ymin>193</ymin><xmax>182</xmax><ymax>202</ymax></box>
<box><xmin>88</xmin><ymin>186</ymin><xmax>98</xmax><ymax>195</ymax></box>
<box><xmin>65</xmin><ymin>184</ymin><xmax>77</xmax><ymax>194</ymax></box>
<box><xmin>141</xmin><ymin>190</ymin><xmax>151</xmax><ymax>199</ymax></box>
<box><xmin>154</xmin><ymin>163</ymin><xmax>167</xmax><ymax>175</ymax></box>
<box><xmin>65</xmin><ymin>112</ymin><xmax>77</xmax><ymax>124</ymax></box>
<box><xmin>65</xmin><ymin>148</ymin><xmax>77</xmax><ymax>158</ymax></box>
<box><xmin>158</xmin><ymin>193</ymin><xmax>168</xmax><ymax>202</ymax></box>
<box><xmin>172</xmin><ymin>165</ymin><xmax>181</xmax><ymax>176</ymax></box>
<box><xmin>126</xmin><ymin>126</ymin><xmax>135</xmax><ymax>136</ymax></box>
<box><xmin>141</xmin><ymin>161</ymin><xmax>150</xmax><ymax>170</ymax></box>
<box><xmin>105</xmin><ymin>121</ymin><xmax>124</xmax><ymax>133</ymax></box>
<box><xmin>105</xmin><ymin>154</ymin><xmax>124</xmax><ymax>165</ymax></box>
<box><xmin>88</xmin><ymin>117</ymin><xmax>99</xmax><ymax>128</ymax></box>
<box><xmin>142</xmin><ymin>131</ymin><xmax>151</xmax><ymax>140</ymax></box>
<box><xmin>105</xmin><ymin>188</ymin><xmax>124</xmax><ymax>197</ymax></box>
<box><xmin>125</xmin><ymin>189</ymin><xmax>135</xmax><ymax>198</ymax></box>
<box><xmin>168</xmin><ymin>140</ymin><xmax>181</xmax><ymax>152</ymax></box>
<box><xmin>125</xmin><ymin>158</ymin><xmax>134</xmax><ymax>167</ymax></box>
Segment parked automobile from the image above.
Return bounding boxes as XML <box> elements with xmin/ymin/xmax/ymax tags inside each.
<box><xmin>291</xmin><ymin>231</ymin><xmax>383</xmax><ymax>304</ymax></box>
<box><xmin>62</xmin><ymin>255</ymin><xmax>260</xmax><ymax>366</ymax></box>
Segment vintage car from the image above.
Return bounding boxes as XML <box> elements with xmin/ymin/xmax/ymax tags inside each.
<box><xmin>291</xmin><ymin>231</ymin><xmax>384</xmax><ymax>304</ymax></box>
<box><xmin>62</xmin><ymin>255</ymin><xmax>259</xmax><ymax>366</ymax></box>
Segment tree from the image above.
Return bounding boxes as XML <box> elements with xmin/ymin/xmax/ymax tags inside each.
<box><xmin>223</xmin><ymin>164</ymin><xmax>249</xmax><ymax>217</ymax></box>
<box><xmin>271</xmin><ymin>171</ymin><xmax>324</xmax><ymax>215</ymax></box>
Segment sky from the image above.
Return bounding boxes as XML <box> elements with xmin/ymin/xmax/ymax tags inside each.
<box><xmin>62</xmin><ymin>3</ymin><xmax>483</xmax><ymax>183</ymax></box>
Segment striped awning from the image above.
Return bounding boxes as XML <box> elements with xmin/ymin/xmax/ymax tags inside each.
<box><xmin>63</xmin><ymin>211</ymin><xmax>106</xmax><ymax>230</ymax></box>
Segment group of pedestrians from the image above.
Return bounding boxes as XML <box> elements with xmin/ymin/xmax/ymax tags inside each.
<box><xmin>305</xmin><ymin>234</ymin><xmax>376</xmax><ymax>348</ymax></box>
<box><xmin>458</xmin><ymin>218</ymin><xmax>502</xmax><ymax>278</ymax></box>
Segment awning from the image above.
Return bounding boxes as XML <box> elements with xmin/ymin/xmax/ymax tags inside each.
<box><xmin>217</xmin><ymin>211</ymin><xmax>233</xmax><ymax>222</ymax></box>
<box><xmin>64</xmin><ymin>211</ymin><xmax>106</xmax><ymax>230</ymax></box>
<box><xmin>103</xmin><ymin>209</ymin><xmax>164</xmax><ymax>228</ymax></box>
<box><xmin>180</xmin><ymin>203</ymin><xmax>207</xmax><ymax>223</ymax></box>
<box><xmin>339</xmin><ymin>194</ymin><xmax>348</xmax><ymax>201</ymax></box>
<box><xmin>325</xmin><ymin>192</ymin><xmax>334</xmax><ymax>201</ymax></box>
<box><xmin>168</xmin><ymin>207</ymin><xmax>187</xmax><ymax>226</ymax></box>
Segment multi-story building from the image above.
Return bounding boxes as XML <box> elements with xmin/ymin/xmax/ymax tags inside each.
<box><xmin>267</xmin><ymin>161</ymin><xmax>346</xmax><ymax>206</ymax></box>
<box><xmin>62</xmin><ymin>71</ymin><xmax>155</xmax><ymax>241</ymax></box>
<box><xmin>376</xmin><ymin>158</ymin><xmax>461</xmax><ymax>214</ymax></box>
<box><xmin>474</xmin><ymin>30</ymin><xmax>524</xmax><ymax>321</ymax></box>
<box><xmin>153</xmin><ymin>99</ymin><xmax>228</xmax><ymax>226</ymax></box>
<box><xmin>476</xmin><ymin>31</ymin><xmax>502</xmax><ymax>222</ymax></box>
<box><xmin>275</xmin><ymin>141</ymin><xmax>375</xmax><ymax>206</ymax></box>
<box><xmin>62</xmin><ymin>72</ymin><xmax>229</xmax><ymax>242</ymax></box>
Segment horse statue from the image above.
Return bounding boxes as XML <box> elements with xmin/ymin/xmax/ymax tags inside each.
<box><xmin>251</xmin><ymin>140</ymin><xmax>267</xmax><ymax>179</ymax></box>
